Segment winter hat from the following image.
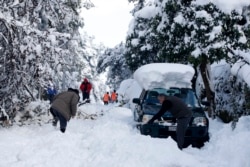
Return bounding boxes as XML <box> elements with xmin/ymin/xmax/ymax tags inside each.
<box><xmin>84</xmin><ymin>78</ymin><xmax>88</xmax><ymax>82</ymax></box>
<box><xmin>68</xmin><ymin>88</ymin><xmax>80</xmax><ymax>102</ymax></box>
<box><xmin>68</xmin><ymin>88</ymin><xmax>79</xmax><ymax>94</ymax></box>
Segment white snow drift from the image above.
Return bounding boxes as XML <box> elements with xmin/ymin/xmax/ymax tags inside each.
<box><xmin>117</xmin><ymin>79</ymin><xmax>142</xmax><ymax>110</ymax></box>
<box><xmin>1</xmin><ymin>104</ymin><xmax>250</xmax><ymax>167</ymax></box>
<box><xmin>231</xmin><ymin>61</ymin><xmax>250</xmax><ymax>87</ymax></box>
<box><xmin>133</xmin><ymin>63</ymin><xmax>195</xmax><ymax>90</ymax></box>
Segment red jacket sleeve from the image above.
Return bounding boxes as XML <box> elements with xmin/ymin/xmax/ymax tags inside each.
<box><xmin>87</xmin><ymin>83</ymin><xmax>92</xmax><ymax>93</ymax></box>
<box><xmin>80</xmin><ymin>83</ymin><xmax>84</xmax><ymax>91</ymax></box>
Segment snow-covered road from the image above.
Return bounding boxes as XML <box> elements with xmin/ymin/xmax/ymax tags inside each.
<box><xmin>1</xmin><ymin>104</ymin><xmax>250</xmax><ymax>167</ymax></box>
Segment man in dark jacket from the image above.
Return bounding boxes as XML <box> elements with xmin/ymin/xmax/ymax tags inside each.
<box><xmin>80</xmin><ymin>78</ymin><xmax>92</xmax><ymax>102</ymax></box>
<box><xmin>50</xmin><ymin>88</ymin><xmax>80</xmax><ymax>133</ymax></box>
<box><xmin>148</xmin><ymin>94</ymin><xmax>192</xmax><ymax>150</ymax></box>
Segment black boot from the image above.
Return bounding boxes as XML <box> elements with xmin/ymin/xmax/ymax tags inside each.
<box><xmin>60</xmin><ymin>128</ymin><xmax>66</xmax><ymax>133</ymax></box>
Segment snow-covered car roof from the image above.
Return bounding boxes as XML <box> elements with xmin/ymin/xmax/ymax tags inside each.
<box><xmin>133</xmin><ymin>63</ymin><xmax>195</xmax><ymax>90</ymax></box>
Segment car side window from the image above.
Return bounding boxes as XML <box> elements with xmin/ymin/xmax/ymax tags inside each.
<box><xmin>144</xmin><ymin>91</ymin><xmax>159</xmax><ymax>105</ymax></box>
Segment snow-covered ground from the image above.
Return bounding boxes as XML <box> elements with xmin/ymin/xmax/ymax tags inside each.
<box><xmin>1</xmin><ymin>104</ymin><xmax>250</xmax><ymax>167</ymax></box>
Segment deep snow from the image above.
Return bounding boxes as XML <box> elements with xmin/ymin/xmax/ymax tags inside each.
<box><xmin>133</xmin><ymin>63</ymin><xmax>195</xmax><ymax>90</ymax></box>
<box><xmin>117</xmin><ymin>79</ymin><xmax>142</xmax><ymax>110</ymax></box>
<box><xmin>1</xmin><ymin>104</ymin><xmax>250</xmax><ymax>167</ymax></box>
<box><xmin>231</xmin><ymin>60</ymin><xmax>250</xmax><ymax>87</ymax></box>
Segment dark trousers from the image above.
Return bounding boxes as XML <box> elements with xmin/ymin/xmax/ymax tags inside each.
<box><xmin>82</xmin><ymin>92</ymin><xmax>90</xmax><ymax>101</ymax></box>
<box><xmin>51</xmin><ymin>108</ymin><xmax>67</xmax><ymax>130</ymax></box>
<box><xmin>176</xmin><ymin>116</ymin><xmax>191</xmax><ymax>150</ymax></box>
<box><xmin>104</xmin><ymin>101</ymin><xmax>108</xmax><ymax>105</ymax></box>
<box><xmin>47</xmin><ymin>94</ymin><xmax>55</xmax><ymax>104</ymax></box>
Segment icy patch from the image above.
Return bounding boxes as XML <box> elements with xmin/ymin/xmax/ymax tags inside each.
<box><xmin>133</xmin><ymin>63</ymin><xmax>195</xmax><ymax>90</ymax></box>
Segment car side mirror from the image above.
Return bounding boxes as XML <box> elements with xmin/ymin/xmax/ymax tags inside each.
<box><xmin>132</xmin><ymin>98</ymin><xmax>141</xmax><ymax>104</ymax></box>
<box><xmin>201</xmin><ymin>101</ymin><xmax>210</xmax><ymax>106</ymax></box>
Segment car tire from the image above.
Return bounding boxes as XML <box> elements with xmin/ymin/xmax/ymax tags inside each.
<box><xmin>192</xmin><ymin>141</ymin><xmax>204</xmax><ymax>148</ymax></box>
<box><xmin>133</xmin><ymin>110</ymin><xmax>137</xmax><ymax>121</ymax></box>
<box><xmin>192</xmin><ymin>134</ymin><xmax>209</xmax><ymax>148</ymax></box>
<box><xmin>134</xmin><ymin>110</ymin><xmax>139</xmax><ymax>122</ymax></box>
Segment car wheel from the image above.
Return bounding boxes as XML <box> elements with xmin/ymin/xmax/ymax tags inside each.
<box><xmin>133</xmin><ymin>110</ymin><xmax>137</xmax><ymax>121</ymax></box>
<box><xmin>133</xmin><ymin>107</ymin><xmax>140</xmax><ymax>121</ymax></box>
<box><xmin>192</xmin><ymin>133</ymin><xmax>209</xmax><ymax>148</ymax></box>
<box><xmin>134</xmin><ymin>107</ymin><xmax>142</xmax><ymax>122</ymax></box>
<box><xmin>192</xmin><ymin>141</ymin><xmax>205</xmax><ymax>148</ymax></box>
<box><xmin>204</xmin><ymin>133</ymin><xmax>210</xmax><ymax>142</ymax></box>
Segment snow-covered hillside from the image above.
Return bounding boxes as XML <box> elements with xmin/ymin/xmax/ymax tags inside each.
<box><xmin>1</xmin><ymin>104</ymin><xmax>250</xmax><ymax>167</ymax></box>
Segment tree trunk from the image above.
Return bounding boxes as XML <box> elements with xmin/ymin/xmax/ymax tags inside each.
<box><xmin>191</xmin><ymin>66</ymin><xmax>198</xmax><ymax>91</ymax></box>
<box><xmin>199</xmin><ymin>56</ymin><xmax>215</xmax><ymax>118</ymax></box>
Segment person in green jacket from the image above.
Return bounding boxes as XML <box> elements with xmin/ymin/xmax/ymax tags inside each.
<box><xmin>50</xmin><ymin>88</ymin><xmax>80</xmax><ymax>133</ymax></box>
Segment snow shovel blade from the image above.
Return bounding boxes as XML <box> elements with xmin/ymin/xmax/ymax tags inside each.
<box><xmin>78</xmin><ymin>99</ymin><xmax>91</xmax><ymax>106</ymax></box>
<box><xmin>78</xmin><ymin>102</ymin><xmax>87</xmax><ymax>106</ymax></box>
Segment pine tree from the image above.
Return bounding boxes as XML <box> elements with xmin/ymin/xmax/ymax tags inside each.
<box><xmin>243</xmin><ymin>5</ymin><xmax>250</xmax><ymax>48</ymax></box>
<box><xmin>0</xmin><ymin>0</ymin><xmax>95</xmax><ymax>122</ymax></box>
<box><xmin>126</xmin><ymin>0</ymin><xmax>249</xmax><ymax>118</ymax></box>
<box><xmin>155</xmin><ymin>0</ymin><xmax>194</xmax><ymax>63</ymax></box>
<box><xmin>97</xmin><ymin>43</ymin><xmax>131</xmax><ymax>89</ymax></box>
<box><xmin>125</xmin><ymin>0</ymin><xmax>158</xmax><ymax>71</ymax></box>
<box><xmin>188</xmin><ymin>2</ymin><xmax>248</xmax><ymax>117</ymax></box>
<box><xmin>125</xmin><ymin>0</ymin><xmax>194</xmax><ymax>71</ymax></box>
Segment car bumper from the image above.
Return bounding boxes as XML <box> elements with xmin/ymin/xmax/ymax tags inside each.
<box><xmin>139</xmin><ymin>123</ymin><xmax>209</xmax><ymax>142</ymax></box>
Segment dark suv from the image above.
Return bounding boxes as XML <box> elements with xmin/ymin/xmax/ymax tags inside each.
<box><xmin>133</xmin><ymin>87</ymin><xmax>209</xmax><ymax>148</ymax></box>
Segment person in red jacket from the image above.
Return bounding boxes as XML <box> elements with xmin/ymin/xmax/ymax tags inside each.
<box><xmin>80</xmin><ymin>78</ymin><xmax>92</xmax><ymax>103</ymax></box>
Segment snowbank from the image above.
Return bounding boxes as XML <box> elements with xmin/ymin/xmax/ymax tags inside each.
<box><xmin>1</xmin><ymin>104</ymin><xmax>250</xmax><ymax>167</ymax></box>
<box><xmin>13</xmin><ymin>101</ymin><xmax>51</xmax><ymax>126</ymax></box>
<box><xmin>231</xmin><ymin>61</ymin><xmax>250</xmax><ymax>87</ymax></box>
<box><xmin>133</xmin><ymin>63</ymin><xmax>195</xmax><ymax>90</ymax></box>
<box><xmin>117</xmin><ymin>79</ymin><xmax>142</xmax><ymax>110</ymax></box>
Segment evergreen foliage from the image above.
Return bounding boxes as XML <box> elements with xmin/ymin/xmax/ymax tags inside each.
<box><xmin>125</xmin><ymin>0</ymin><xmax>250</xmax><ymax>119</ymax></box>
<box><xmin>97</xmin><ymin>43</ymin><xmax>131</xmax><ymax>89</ymax></box>
<box><xmin>0</xmin><ymin>0</ymin><xmax>97</xmax><ymax>122</ymax></box>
